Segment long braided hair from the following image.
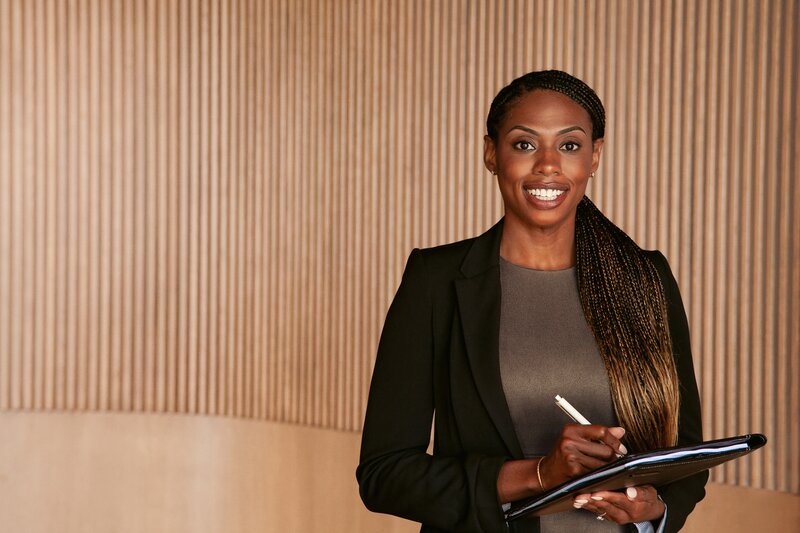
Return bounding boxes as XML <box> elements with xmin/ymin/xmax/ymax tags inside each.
<box><xmin>487</xmin><ymin>70</ymin><xmax>680</xmax><ymax>452</ymax></box>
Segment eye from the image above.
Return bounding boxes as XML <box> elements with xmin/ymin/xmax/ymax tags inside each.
<box><xmin>513</xmin><ymin>140</ymin><xmax>535</xmax><ymax>151</ymax></box>
<box><xmin>561</xmin><ymin>141</ymin><xmax>581</xmax><ymax>152</ymax></box>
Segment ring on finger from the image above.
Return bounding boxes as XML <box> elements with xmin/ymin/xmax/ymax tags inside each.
<box><xmin>596</xmin><ymin>512</ymin><xmax>607</xmax><ymax>521</ymax></box>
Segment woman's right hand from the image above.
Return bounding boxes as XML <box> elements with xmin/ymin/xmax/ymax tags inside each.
<box><xmin>538</xmin><ymin>425</ymin><xmax>627</xmax><ymax>490</ymax></box>
<box><xmin>496</xmin><ymin>424</ymin><xmax>627</xmax><ymax>503</ymax></box>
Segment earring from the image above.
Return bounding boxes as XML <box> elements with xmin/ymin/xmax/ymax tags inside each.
<box><xmin>590</xmin><ymin>172</ymin><xmax>595</xmax><ymax>178</ymax></box>
<box><xmin>491</xmin><ymin>170</ymin><xmax>497</xmax><ymax>175</ymax></box>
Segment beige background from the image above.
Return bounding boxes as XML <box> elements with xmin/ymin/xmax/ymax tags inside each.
<box><xmin>0</xmin><ymin>0</ymin><xmax>798</xmax><ymax>531</ymax></box>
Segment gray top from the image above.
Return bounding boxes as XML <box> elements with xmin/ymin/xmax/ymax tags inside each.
<box><xmin>499</xmin><ymin>257</ymin><xmax>625</xmax><ymax>532</ymax></box>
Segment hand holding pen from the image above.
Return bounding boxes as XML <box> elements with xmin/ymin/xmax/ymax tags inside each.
<box><xmin>554</xmin><ymin>395</ymin><xmax>627</xmax><ymax>457</ymax></box>
<box><xmin>536</xmin><ymin>395</ymin><xmax>628</xmax><ymax>491</ymax></box>
<box><xmin>496</xmin><ymin>395</ymin><xmax>631</xmax><ymax>507</ymax></box>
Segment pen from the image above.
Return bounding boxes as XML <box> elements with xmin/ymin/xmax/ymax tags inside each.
<box><xmin>554</xmin><ymin>394</ymin><xmax>592</xmax><ymax>425</ymax></box>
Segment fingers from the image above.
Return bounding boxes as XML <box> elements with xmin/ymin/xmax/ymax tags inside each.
<box><xmin>574</xmin><ymin>493</ymin><xmax>630</xmax><ymax>524</ymax></box>
<box><xmin>562</xmin><ymin>424</ymin><xmax>627</xmax><ymax>459</ymax></box>
<box><xmin>576</xmin><ymin>439</ymin><xmax>624</xmax><ymax>461</ymax></box>
<box><xmin>597</xmin><ymin>426</ymin><xmax>628</xmax><ymax>456</ymax></box>
<box><xmin>542</xmin><ymin>424</ymin><xmax>629</xmax><ymax>487</ymax></box>
<box><xmin>541</xmin><ymin>441</ymin><xmax>606</xmax><ymax>484</ymax></box>
<box><xmin>573</xmin><ymin>486</ymin><xmax>665</xmax><ymax>524</ymax></box>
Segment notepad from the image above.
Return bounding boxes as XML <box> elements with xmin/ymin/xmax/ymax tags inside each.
<box><xmin>504</xmin><ymin>433</ymin><xmax>767</xmax><ymax>522</ymax></box>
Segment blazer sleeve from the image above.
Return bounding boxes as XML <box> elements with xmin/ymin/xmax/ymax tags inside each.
<box><xmin>648</xmin><ymin>251</ymin><xmax>708</xmax><ymax>532</ymax></box>
<box><xmin>356</xmin><ymin>249</ymin><xmax>509</xmax><ymax>533</ymax></box>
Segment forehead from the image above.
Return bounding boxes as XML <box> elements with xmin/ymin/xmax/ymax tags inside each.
<box><xmin>501</xmin><ymin>89</ymin><xmax>592</xmax><ymax>132</ymax></box>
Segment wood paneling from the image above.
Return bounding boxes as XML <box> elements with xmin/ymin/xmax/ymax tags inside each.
<box><xmin>0</xmin><ymin>0</ymin><xmax>797</xmax><ymax>493</ymax></box>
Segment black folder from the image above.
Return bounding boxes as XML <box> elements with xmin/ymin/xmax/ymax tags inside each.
<box><xmin>504</xmin><ymin>433</ymin><xmax>767</xmax><ymax>522</ymax></box>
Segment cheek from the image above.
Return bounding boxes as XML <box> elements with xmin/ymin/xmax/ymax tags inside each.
<box><xmin>496</xmin><ymin>150</ymin><xmax>526</xmax><ymax>168</ymax></box>
<box><xmin>566</xmin><ymin>153</ymin><xmax>595</xmax><ymax>175</ymax></box>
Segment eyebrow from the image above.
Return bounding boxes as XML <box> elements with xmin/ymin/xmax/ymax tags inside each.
<box><xmin>509</xmin><ymin>125</ymin><xmax>587</xmax><ymax>136</ymax></box>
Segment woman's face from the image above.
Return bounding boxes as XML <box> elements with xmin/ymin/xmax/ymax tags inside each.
<box><xmin>484</xmin><ymin>89</ymin><xmax>603</xmax><ymax>235</ymax></box>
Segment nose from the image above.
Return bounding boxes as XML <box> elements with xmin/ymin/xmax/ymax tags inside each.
<box><xmin>533</xmin><ymin>146</ymin><xmax>560</xmax><ymax>177</ymax></box>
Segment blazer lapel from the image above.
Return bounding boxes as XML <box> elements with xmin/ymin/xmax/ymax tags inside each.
<box><xmin>455</xmin><ymin>220</ymin><xmax>523</xmax><ymax>458</ymax></box>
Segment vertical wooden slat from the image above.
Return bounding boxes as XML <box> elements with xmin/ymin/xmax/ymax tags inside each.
<box><xmin>62</xmin><ymin>0</ymin><xmax>76</xmax><ymax>409</ymax></box>
<box><xmin>30</xmin><ymin>0</ymin><xmax>44</xmax><ymax>410</ymax></box>
<box><xmin>0</xmin><ymin>0</ymin><xmax>797</xmax><ymax>494</ymax></box>
<box><xmin>20</xmin><ymin>0</ymin><xmax>36</xmax><ymax>410</ymax></box>
<box><xmin>185</xmin><ymin>0</ymin><xmax>199</xmax><ymax>416</ymax></box>
<box><xmin>0</xmin><ymin>0</ymin><xmax>7</xmax><ymax>411</ymax></box>
<box><xmin>231</xmin><ymin>0</ymin><xmax>241</xmax><ymax>418</ymax></box>
<box><xmin>143</xmin><ymin>0</ymin><xmax>156</xmax><ymax>413</ymax></box>
<box><xmin>206</xmin><ymin>0</ymin><xmax>220</xmax><ymax>416</ymax></box>
<box><xmin>96</xmin><ymin>0</ymin><xmax>108</xmax><ymax>411</ymax></box>
<box><xmin>265</xmin><ymin>0</ymin><xmax>278</xmax><ymax>423</ymax></box>
<box><xmin>782</xmin><ymin>0</ymin><xmax>800</xmax><ymax>495</ymax></box>
<box><xmin>251</xmin><ymin>0</ymin><xmax>264</xmax><ymax>420</ymax></box>
<box><xmin>83</xmin><ymin>0</ymin><xmax>101</xmax><ymax>410</ymax></box>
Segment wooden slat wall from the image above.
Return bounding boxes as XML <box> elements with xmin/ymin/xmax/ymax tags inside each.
<box><xmin>0</xmin><ymin>0</ymin><xmax>797</xmax><ymax>493</ymax></box>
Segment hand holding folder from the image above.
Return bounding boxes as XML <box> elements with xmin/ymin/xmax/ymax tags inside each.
<box><xmin>505</xmin><ymin>433</ymin><xmax>767</xmax><ymax>521</ymax></box>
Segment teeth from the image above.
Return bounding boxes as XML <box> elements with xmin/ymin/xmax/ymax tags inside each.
<box><xmin>526</xmin><ymin>188</ymin><xmax>565</xmax><ymax>200</ymax></box>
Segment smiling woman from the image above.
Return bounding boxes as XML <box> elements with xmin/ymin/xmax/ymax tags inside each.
<box><xmin>357</xmin><ymin>70</ymin><xmax>706</xmax><ymax>533</ymax></box>
<box><xmin>484</xmin><ymin>89</ymin><xmax>603</xmax><ymax>270</ymax></box>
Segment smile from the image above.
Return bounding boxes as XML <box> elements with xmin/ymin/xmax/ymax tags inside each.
<box><xmin>525</xmin><ymin>188</ymin><xmax>566</xmax><ymax>201</ymax></box>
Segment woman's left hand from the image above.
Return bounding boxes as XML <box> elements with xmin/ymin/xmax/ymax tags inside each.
<box><xmin>573</xmin><ymin>485</ymin><xmax>665</xmax><ymax>524</ymax></box>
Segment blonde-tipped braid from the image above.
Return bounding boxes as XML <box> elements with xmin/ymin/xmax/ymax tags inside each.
<box><xmin>575</xmin><ymin>197</ymin><xmax>680</xmax><ymax>452</ymax></box>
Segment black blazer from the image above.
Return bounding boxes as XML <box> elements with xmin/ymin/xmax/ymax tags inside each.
<box><xmin>357</xmin><ymin>219</ymin><xmax>707</xmax><ymax>533</ymax></box>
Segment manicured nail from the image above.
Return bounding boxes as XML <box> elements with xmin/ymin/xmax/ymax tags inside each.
<box><xmin>591</xmin><ymin>496</ymin><xmax>604</xmax><ymax>501</ymax></box>
<box><xmin>618</xmin><ymin>444</ymin><xmax>628</xmax><ymax>455</ymax></box>
<box><xmin>573</xmin><ymin>502</ymin><xmax>584</xmax><ymax>509</ymax></box>
<box><xmin>626</xmin><ymin>487</ymin><xmax>637</xmax><ymax>500</ymax></box>
<box><xmin>575</xmin><ymin>499</ymin><xmax>589</xmax><ymax>504</ymax></box>
<box><xmin>609</xmin><ymin>427</ymin><xmax>626</xmax><ymax>438</ymax></box>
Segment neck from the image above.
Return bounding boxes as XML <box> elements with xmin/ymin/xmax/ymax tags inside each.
<box><xmin>499</xmin><ymin>218</ymin><xmax>576</xmax><ymax>270</ymax></box>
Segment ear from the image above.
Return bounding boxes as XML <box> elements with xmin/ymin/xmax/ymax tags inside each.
<box><xmin>590</xmin><ymin>138</ymin><xmax>604</xmax><ymax>173</ymax></box>
<box><xmin>484</xmin><ymin>135</ymin><xmax>497</xmax><ymax>174</ymax></box>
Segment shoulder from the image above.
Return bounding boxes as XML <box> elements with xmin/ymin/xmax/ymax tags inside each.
<box><xmin>642</xmin><ymin>250</ymin><xmax>678</xmax><ymax>292</ymax></box>
<box><xmin>641</xmin><ymin>249</ymin><xmax>691</xmax><ymax>342</ymax></box>
<box><xmin>415</xmin><ymin>236</ymin><xmax>477</xmax><ymax>268</ymax></box>
<box><xmin>399</xmin><ymin>237</ymin><xmax>478</xmax><ymax>294</ymax></box>
<box><xmin>643</xmin><ymin>249</ymin><xmax>669</xmax><ymax>277</ymax></box>
<box><xmin>407</xmin><ymin>220</ymin><xmax>503</xmax><ymax>280</ymax></box>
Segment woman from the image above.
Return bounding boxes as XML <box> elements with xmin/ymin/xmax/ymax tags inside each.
<box><xmin>357</xmin><ymin>70</ymin><xmax>707</xmax><ymax>533</ymax></box>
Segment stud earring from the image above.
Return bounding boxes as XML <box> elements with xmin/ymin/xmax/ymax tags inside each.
<box><xmin>590</xmin><ymin>172</ymin><xmax>595</xmax><ymax>178</ymax></box>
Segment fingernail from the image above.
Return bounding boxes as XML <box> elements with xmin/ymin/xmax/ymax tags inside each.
<box><xmin>626</xmin><ymin>487</ymin><xmax>637</xmax><ymax>500</ymax></box>
<box><xmin>591</xmin><ymin>496</ymin><xmax>604</xmax><ymax>501</ymax></box>
<box><xmin>618</xmin><ymin>444</ymin><xmax>628</xmax><ymax>455</ymax></box>
<box><xmin>573</xmin><ymin>502</ymin><xmax>584</xmax><ymax>509</ymax></box>
<box><xmin>609</xmin><ymin>427</ymin><xmax>626</xmax><ymax>438</ymax></box>
<box><xmin>575</xmin><ymin>499</ymin><xmax>589</xmax><ymax>504</ymax></box>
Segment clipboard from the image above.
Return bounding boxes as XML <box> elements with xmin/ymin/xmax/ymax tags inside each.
<box><xmin>504</xmin><ymin>433</ymin><xmax>767</xmax><ymax>522</ymax></box>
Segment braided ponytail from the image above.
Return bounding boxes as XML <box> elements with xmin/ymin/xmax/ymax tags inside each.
<box><xmin>575</xmin><ymin>197</ymin><xmax>680</xmax><ymax>451</ymax></box>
